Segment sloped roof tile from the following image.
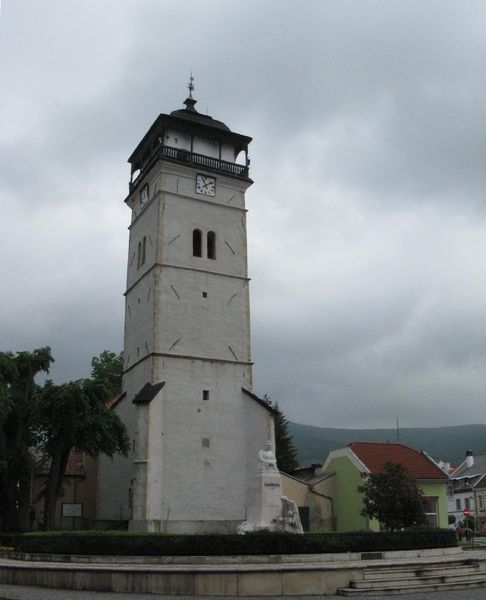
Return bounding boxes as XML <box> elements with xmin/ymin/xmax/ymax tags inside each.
<box><xmin>348</xmin><ymin>442</ymin><xmax>446</xmax><ymax>480</ymax></box>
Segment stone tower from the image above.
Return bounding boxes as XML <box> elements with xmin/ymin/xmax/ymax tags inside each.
<box><xmin>96</xmin><ymin>87</ymin><xmax>275</xmax><ymax>533</ymax></box>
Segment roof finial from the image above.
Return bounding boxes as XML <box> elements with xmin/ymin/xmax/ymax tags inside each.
<box><xmin>184</xmin><ymin>72</ymin><xmax>198</xmax><ymax>112</ymax></box>
<box><xmin>188</xmin><ymin>72</ymin><xmax>195</xmax><ymax>99</ymax></box>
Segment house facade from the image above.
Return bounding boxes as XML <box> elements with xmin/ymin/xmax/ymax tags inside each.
<box><xmin>318</xmin><ymin>442</ymin><xmax>449</xmax><ymax>532</ymax></box>
<box><xmin>281</xmin><ymin>471</ymin><xmax>335</xmax><ymax>532</ymax></box>
<box><xmin>31</xmin><ymin>450</ymin><xmax>97</xmax><ymax>530</ymax></box>
<box><xmin>448</xmin><ymin>451</ymin><xmax>486</xmax><ymax>531</ymax></box>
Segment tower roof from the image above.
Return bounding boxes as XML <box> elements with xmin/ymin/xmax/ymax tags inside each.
<box><xmin>169</xmin><ymin>96</ymin><xmax>231</xmax><ymax>132</ymax></box>
<box><xmin>127</xmin><ymin>94</ymin><xmax>251</xmax><ymax>172</ymax></box>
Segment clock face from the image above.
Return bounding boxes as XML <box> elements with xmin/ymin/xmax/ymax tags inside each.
<box><xmin>196</xmin><ymin>174</ymin><xmax>216</xmax><ymax>197</ymax></box>
<box><xmin>140</xmin><ymin>184</ymin><xmax>149</xmax><ymax>208</ymax></box>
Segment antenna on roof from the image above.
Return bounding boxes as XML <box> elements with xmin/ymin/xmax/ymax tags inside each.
<box><xmin>396</xmin><ymin>417</ymin><xmax>400</xmax><ymax>442</ymax></box>
<box><xmin>188</xmin><ymin>72</ymin><xmax>195</xmax><ymax>99</ymax></box>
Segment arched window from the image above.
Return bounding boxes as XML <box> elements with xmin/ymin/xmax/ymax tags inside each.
<box><xmin>193</xmin><ymin>229</ymin><xmax>202</xmax><ymax>257</ymax></box>
<box><xmin>207</xmin><ymin>231</ymin><xmax>216</xmax><ymax>260</ymax></box>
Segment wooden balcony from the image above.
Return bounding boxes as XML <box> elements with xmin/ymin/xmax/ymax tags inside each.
<box><xmin>130</xmin><ymin>145</ymin><xmax>249</xmax><ymax>193</ymax></box>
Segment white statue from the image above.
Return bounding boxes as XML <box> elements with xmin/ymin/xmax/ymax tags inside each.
<box><xmin>258</xmin><ymin>441</ymin><xmax>277</xmax><ymax>470</ymax></box>
<box><xmin>277</xmin><ymin>496</ymin><xmax>304</xmax><ymax>533</ymax></box>
<box><xmin>237</xmin><ymin>443</ymin><xmax>303</xmax><ymax>535</ymax></box>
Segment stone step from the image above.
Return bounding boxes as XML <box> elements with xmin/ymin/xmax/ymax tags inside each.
<box><xmin>352</xmin><ymin>571</ymin><xmax>486</xmax><ymax>590</ymax></box>
<box><xmin>363</xmin><ymin>562</ymin><xmax>479</xmax><ymax>581</ymax></box>
<box><xmin>473</xmin><ymin>537</ymin><xmax>486</xmax><ymax>546</ymax></box>
<box><xmin>338</xmin><ymin>575</ymin><xmax>486</xmax><ymax>596</ymax></box>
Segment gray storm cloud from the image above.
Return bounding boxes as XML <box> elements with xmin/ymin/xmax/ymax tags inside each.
<box><xmin>1</xmin><ymin>0</ymin><xmax>486</xmax><ymax>428</ymax></box>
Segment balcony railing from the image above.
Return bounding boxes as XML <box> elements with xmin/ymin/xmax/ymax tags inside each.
<box><xmin>130</xmin><ymin>146</ymin><xmax>249</xmax><ymax>192</ymax></box>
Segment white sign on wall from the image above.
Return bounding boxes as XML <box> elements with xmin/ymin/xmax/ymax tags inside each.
<box><xmin>62</xmin><ymin>503</ymin><xmax>83</xmax><ymax>517</ymax></box>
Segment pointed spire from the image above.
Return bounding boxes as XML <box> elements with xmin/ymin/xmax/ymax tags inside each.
<box><xmin>188</xmin><ymin>72</ymin><xmax>195</xmax><ymax>98</ymax></box>
<box><xmin>184</xmin><ymin>72</ymin><xmax>198</xmax><ymax>112</ymax></box>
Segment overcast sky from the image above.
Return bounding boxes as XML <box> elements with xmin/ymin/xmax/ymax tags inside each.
<box><xmin>2</xmin><ymin>0</ymin><xmax>486</xmax><ymax>429</ymax></box>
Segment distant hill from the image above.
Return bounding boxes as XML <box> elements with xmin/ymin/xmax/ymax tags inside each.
<box><xmin>288</xmin><ymin>422</ymin><xmax>486</xmax><ymax>467</ymax></box>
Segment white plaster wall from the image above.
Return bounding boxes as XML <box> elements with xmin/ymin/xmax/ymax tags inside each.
<box><xmin>193</xmin><ymin>136</ymin><xmax>219</xmax><ymax>158</ymax></box>
<box><xmin>144</xmin><ymin>356</ymin><xmax>268</xmax><ymax>524</ymax></box>
<box><xmin>157</xmin><ymin>267</ymin><xmax>251</xmax><ymax>363</ymax></box>
<box><xmin>96</xmin><ymin>395</ymin><xmax>135</xmax><ymax>521</ymax></box>
<box><xmin>159</xmin><ymin>165</ymin><xmax>248</xmax><ymax>210</ymax></box>
<box><xmin>132</xmin><ymin>403</ymin><xmax>149</xmax><ymax>521</ymax></box>
<box><xmin>221</xmin><ymin>142</ymin><xmax>235</xmax><ymax>162</ymax></box>
<box><xmin>145</xmin><ymin>391</ymin><xmax>164</xmax><ymax>521</ymax></box>
<box><xmin>126</xmin><ymin>200</ymin><xmax>158</xmax><ymax>291</ymax></box>
<box><xmin>164</xmin><ymin>130</ymin><xmax>241</xmax><ymax>163</ymax></box>
<box><xmin>96</xmin><ymin>362</ymin><xmax>152</xmax><ymax>521</ymax></box>
<box><xmin>162</xmin><ymin>194</ymin><xmax>249</xmax><ymax>278</ymax></box>
<box><xmin>165</xmin><ymin>129</ymin><xmax>191</xmax><ymax>151</ymax></box>
<box><xmin>128</xmin><ymin>172</ymin><xmax>161</xmax><ymax>225</ymax></box>
<box><xmin>124</xmin><ymin>274</ymin><xmax>156</xmax><ymax>371</ymax></box>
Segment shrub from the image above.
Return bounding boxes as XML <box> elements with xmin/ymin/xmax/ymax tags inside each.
<box><xmin>13</xmin><ymin>529</ymin><xmax>456</xmax><ymax>556</ymax></box>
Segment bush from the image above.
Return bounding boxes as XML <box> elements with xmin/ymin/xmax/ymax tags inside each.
<box><xmin>13</xmin><ymin>529</ymin><xmax>456</xmax><ymax>556</ymax></box>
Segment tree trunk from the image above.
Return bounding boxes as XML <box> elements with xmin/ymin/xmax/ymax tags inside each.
<box><xmin>3</xmin><ymin>428</ymin><xmax>23</xmax><ymax>532</ymax></box>
<box><xmin>43</xmin><ymin>448</ymin><xmax>70</xmax><ymax>530</ymax></box>
<box><xmin>3</xmin><ymin>473</ymin><xmax>19</xmax><ymax>532</ymax></box>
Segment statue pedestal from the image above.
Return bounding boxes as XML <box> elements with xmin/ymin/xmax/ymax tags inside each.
<box><xmin>238</xmin><ymin>444</ymin><xmax>304</xmax><ymax>535</ymax></box>
<box><xmin>237</xmin><ymin>467</ymin><xmax>284</xmax><ymax>533</ymax></box>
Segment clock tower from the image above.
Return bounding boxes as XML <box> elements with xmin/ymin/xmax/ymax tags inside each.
<box><xmin>97</xmin><ymin>85</ymin><xmax>276</xmax><ymax>533</ymax></box>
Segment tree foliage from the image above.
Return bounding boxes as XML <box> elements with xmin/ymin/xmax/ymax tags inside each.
<box><xmin>0</xmin><ymin>347</ymin><xmax>53</xmax><ymax>532</ymax></box>
<box><xmin>90</xmin><ymin>350</ymin><xmax>123</xmax><ymax>396</ymax></box>
<box><xmin>264</xmin><ymin>396</ymin><xmax>299</xmax><ymax>473</ymax></box>
<box><xmin>0</xmin><ymin>347</ymin><xmax>128</xmax><ymax>532</ymax></box>
<box><xmin>37</xmin><ymin>377</ymin><xmax>129</xmax><ymax>530</ymax></box>
<box><xmin>357</xmin><ymin>461</ymin><xmax>426</xmax><ymax>531</ymax></box>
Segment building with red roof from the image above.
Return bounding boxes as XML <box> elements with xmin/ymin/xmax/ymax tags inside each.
<box><xmin>318</xmin><ymin>442</ymin><xmax>449</xmax><ymax>532</ymax></box>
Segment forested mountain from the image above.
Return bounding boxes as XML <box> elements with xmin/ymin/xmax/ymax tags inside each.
<box><xmin>288</xmin><ymin>422</ymin><xmax>486</xmax><ymax>467</ymax></box>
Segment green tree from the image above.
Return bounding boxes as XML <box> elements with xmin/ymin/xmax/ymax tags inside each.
<box><xmin>264</xmin><ymin>396</ymin><xmax>299</xmax><ymax>473</ymax></box>
<box><xmin>90</xmin><ymin>350</ymin><xmax>123</xmax><ymax>396</ymax></box>
<box><xmin>0</xmin><ymin>347</ymin><xmax>53</xmax><ymax>531</ymax></box>
<box><xmin>357</xmin><ymin>461</ymin><xmax>426</xmax><ymax>531</ymax></box>
<box><xmin>37</xmin><ymin>378</ymin><xmax>129</xmax><ymax>530</ymax></box>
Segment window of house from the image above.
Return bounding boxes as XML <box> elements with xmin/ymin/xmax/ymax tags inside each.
<box><xmin>422</xmin><ymin>496</ymin><xmax>438</xmax><ymax>528</ymax></box>
<box><xmin>137</xmin><ymin>241</ymin><xmax>142</xmax><ymax>269</ymax></box>
<box><xmin>465</xmin><ymin>497</ymin><xmax>471</xmax><ymax>509</ymax></box>
<box><xmin>456</xmin><ymin>498</ymin><xmax>461</xmax><ymax>511</ymax></box>
<box><xmin>193</xmin><ymin>229</ymin><xmax>202</xmax><ymax>257</ymax></box>
<box><xmin>207</xmin><ymin>231</ymin><xmax>216</xmax><ymax>259</ymax></box>
<box><xmin>202</xmin><ymin>438</ymin><xmax>210</xmax><ymax>448</ymax></box>
<box><xmin>479</xmin><ymin>495</ymin><xmax>484</xmax><ymax>511</ymax></box>
<box><xmin>202</xmin><ymin>390</ymin><xmax>209</xmax><ymax>400</ymax></box>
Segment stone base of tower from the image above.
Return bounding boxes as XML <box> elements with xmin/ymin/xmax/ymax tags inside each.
<box><xmin>96</xmin><ymin>363</ymin><xmax>278</xmax><ymax>532</ymax></box>
<box><xmin>129</xmin><ymin>519</ymin><xmax>242</xmax><ymax>534</ymax></box>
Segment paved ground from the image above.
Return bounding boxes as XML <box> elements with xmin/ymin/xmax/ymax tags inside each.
<box><xmin>2</xmin><ymin>585</ymin><xmax>486</xmax><ymax>600</ymax></box>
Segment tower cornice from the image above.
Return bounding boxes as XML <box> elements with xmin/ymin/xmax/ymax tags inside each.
<box><xmin>123</xmin><ymin>351</ymin><xmax>253</xmax><ymax>376</ymax></box>
<box><xmin>124</xmin><ymin>262</ymin><xmax>250</xmax><ymax>296</ymax></box>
